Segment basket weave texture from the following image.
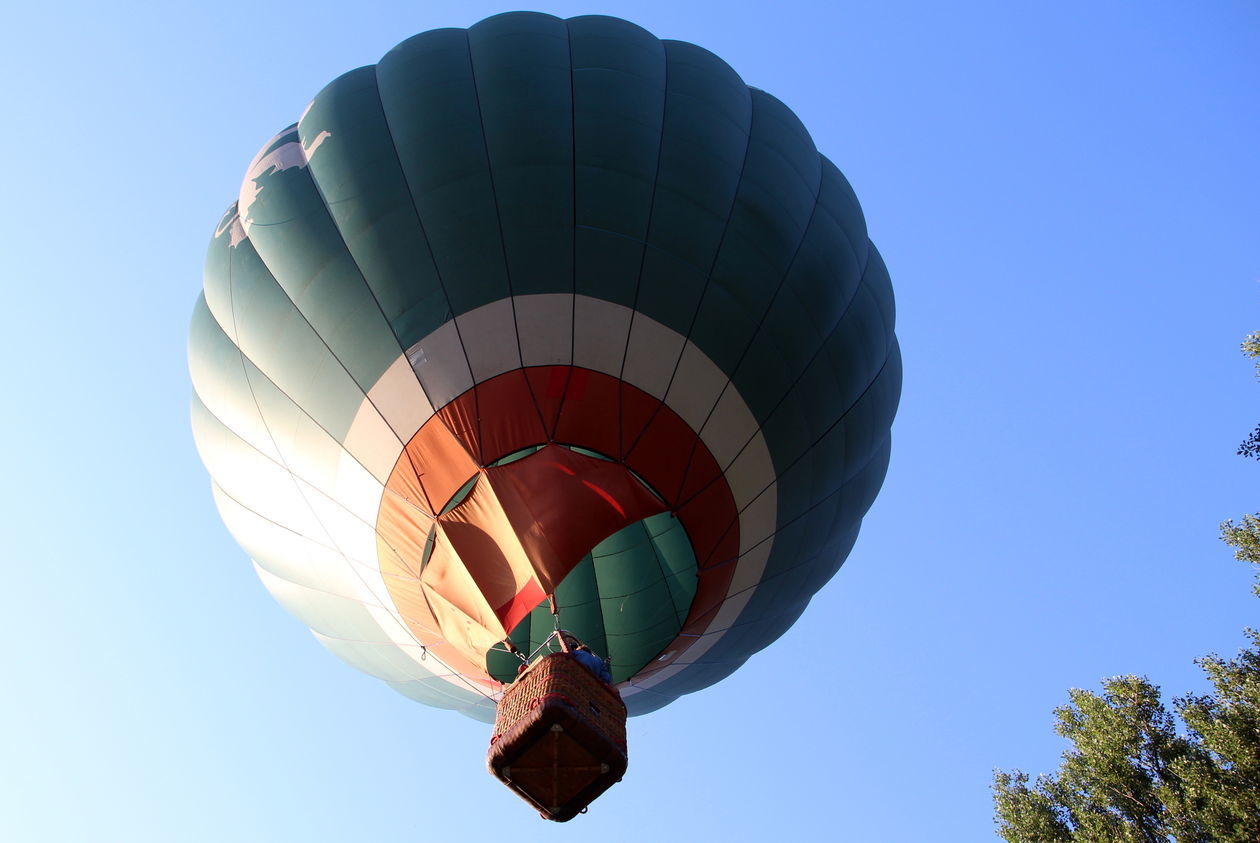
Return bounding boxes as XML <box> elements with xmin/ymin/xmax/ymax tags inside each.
<box><xmin>487</xmin><ymin>652</ymin><xmax>628</xmax><ymax>821</ymax></box>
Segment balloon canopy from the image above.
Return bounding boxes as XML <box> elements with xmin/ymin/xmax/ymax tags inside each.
<box><xmin>189</xmin><ymin>11</ymin><xmax>901</xmax><ymax>723</ymax></box>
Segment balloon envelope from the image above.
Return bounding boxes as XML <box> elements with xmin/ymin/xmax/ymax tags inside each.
<box><xmin>189</xmin><ymin>11</ymin><xmax>901</xmax><ymax>723</ymax></box>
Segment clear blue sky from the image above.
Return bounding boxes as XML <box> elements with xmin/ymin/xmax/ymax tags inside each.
<box><xmin>2</xmin><ymin>2</ymin><xmax>1256</xmax><ymax>840</ymax></box>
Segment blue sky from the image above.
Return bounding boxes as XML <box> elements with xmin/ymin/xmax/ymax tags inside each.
<box><xmin>2</xmin><ymin>1</ymin><xmax>1256</xmax><ymax>840</ymax></box>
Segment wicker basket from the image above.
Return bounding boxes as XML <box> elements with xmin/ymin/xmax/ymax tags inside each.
<box><xmin>487</xmin><ymin>652</ymin><xmax>628</xmax><ymax>821</ymax></box>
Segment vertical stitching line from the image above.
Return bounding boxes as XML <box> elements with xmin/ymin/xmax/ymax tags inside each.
<box><xmin>623</xmin><ymin>67</ymin><xmax>755</xmax><ymax>464</ymax></box>
<box><xmin>548</xmin><ymin>17</ymin><xmax>579</xmax><ymax>440</ymax></box>
<box><xmin>373</xmin><ymin>34</ymin><xmax>484</xmax><ymax>467</ymax></box>
<box><xmin>465</xmin><ymin>24</ymin><xmax>551</xmax><ymax>450</ymax></box>
<box><xmin>671</xmin><ymin>143</ymin><xmax>824</xmax><ymax>504</ymax></box>
<box><xmin>616</xmin><ymin>34</ymin><xmax>670</xmax><ymax>462</ymax></box>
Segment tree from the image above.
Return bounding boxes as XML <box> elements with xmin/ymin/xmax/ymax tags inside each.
<box><xmin>993</xmin><ymin>335</ymin><xmax>1260</xmax><ymax>841</ymax></box>
<box><xmin>991</xmin><ymin>643</ymin><xmax>1260</xmax><ymax>842</ymax></box>
<box><xmin>1220</xmin><ymin>515</ymin><xmax>1260</xmax><ymax>592</ymax></box>
<box><xmin>1236</xmin><ymin>331</ymin><xmax>1260</xmax><ymax>460</ymax></box>
<box><xmin>1223</xmin><ymin>331</ymin><xmax>1260</xmax><ymax>592</ymax></box>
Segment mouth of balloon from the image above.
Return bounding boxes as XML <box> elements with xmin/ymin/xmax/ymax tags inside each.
<box><xmin>375</xmin><ymin>364</ymin><xmax>741</xmax><ymax>688</ymax></box>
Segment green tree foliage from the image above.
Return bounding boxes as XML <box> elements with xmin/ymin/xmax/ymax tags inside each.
<box><xmin>1237</xmin><ymin>331</ymin><xmax>1260</xmax><ymax>460</ymax></box>
<box><xmin>1220</xmin><ymin>514</ymin><xmax>1260</xmax><ymax>595</ymax></box>
<box><xmin>993</xmin><ymin>334</ymin><xmax>1260</xmax><ymax>841</ymax></box>
<box><xmin>1224</xmin><ymin>331</ymin><xmax>1260</xmax><ymax>591</ymax></box>
<box><xmin>992</xmin><ymin>653</ymin><xmax>1260</xmax><ymax>842</ymax></box>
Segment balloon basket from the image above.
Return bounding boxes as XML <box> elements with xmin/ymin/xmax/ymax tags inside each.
<box><xmin>487</xmin><ymin>652</ymin><xmax>628</xmax><ymax>821</ymax></box>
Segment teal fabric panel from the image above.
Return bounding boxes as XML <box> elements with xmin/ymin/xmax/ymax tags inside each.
<box><xmin>554</xmin><ymin>555</ymin><xmax>609</xmax><ymax>658</ymax></box>
<box><xmin>569</xmin><ymin>15</ymin><xmax>666</xmax><ymax>308</ymax></box>
<box><xmin>687</xmin><ymin>89</ymin><xmax>821</xmax><ymax>377</ymax></box>
<box><xmin>756</xmin><ymin>353</ymin><xmax>847</xmax><ymax>516</ymax></box>
<box><xmin>728</xmin><ymin>282</ymin><xmax>821</xmax><ymax>439</ymax></box>
<box><xmin>646</xmin><ymin>514</ymin><xmax>698</xmax><ymax>622</ymax></box>
<box><xmin>770</xmin><ymin>366</ymin><xmax>893</xmax><ymax>532</ymax></box>
<box><xmin>726</xmin><ymin>159</ymin><xmax>869</xmax><ymax>433</ymax></box>
<box><xmin>813</xmin><ymin>156</ymin><xmax>871</xmax><ymax>277</ymax></box>
<box><xmin>190</xmin><ymin>303</ymin><xmax>365</xmax><ymax>499</ymax></box>
<box><xmin>487</xmin><ymin>511</ymin><xmax>697</xmax><ymax>685</ymax></box>
<box><xmin>239</xmin><ymin>128</ymin><xmax>403</xmax><ymax>392</ymax></box>
<box><xmin>198</xmin><ymin>232</ymin><xmax>382</xmax><ymax>479</ymax></box>
<box><xmin>839</xmin><ymin>428</ymin><xmax>895</xmax><ymax>518</ymax></box>
<box><xmin>485</xmin><ymin>628</ymin><xmax>529</xmax><ymax>682</ymax></box>
<box><xmin>468</xmin><ymin>12</ymin><xmax>573</xmax><ymax>298</ymax></box>
<box><xmin>201</xmin><ymin>206</ymin><xmax>239</xmax><ymax>343</ymax></box>
<box><xmin>188</xmin><ymin>296</ymin><xmax>252</xmax><ymax>421</ymax></box>
<box><xmin>775</xmin><ymin>353</ymin><xmax>898</xmax><ymax>537</ymax></box>
<box><xmin>585</xmin><ymin>513</ymin><xmax>698</xmax><ymax>680</ymax></box>
<box><xmin>754</xmin><ymin>240</ymin><xmax>898</xmax><ymax>506</ymax></box>
<box><xmin>634</xmin><ymin>40</ymin><xmax>750</xmax><ymax>337</ymax></box>
<box><xmin>299</xmin><ymin>66</ymin><xmax>452</xmax><ymax>351</ymax></box>
<box><xmin>218</xmin><ymin>231</ymin><xmax>368</xmax><ymax>442</ymax></box>
<box><xmin>375</xmin><ymin>29</ymin><xmax>511</xmax><ymax>316</ymax></box>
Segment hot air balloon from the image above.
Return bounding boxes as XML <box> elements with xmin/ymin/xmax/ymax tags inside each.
<box><xmin>189</xmin><ymin>10</ymin><xmax>900</xmax><ymax>819</ymax></box>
